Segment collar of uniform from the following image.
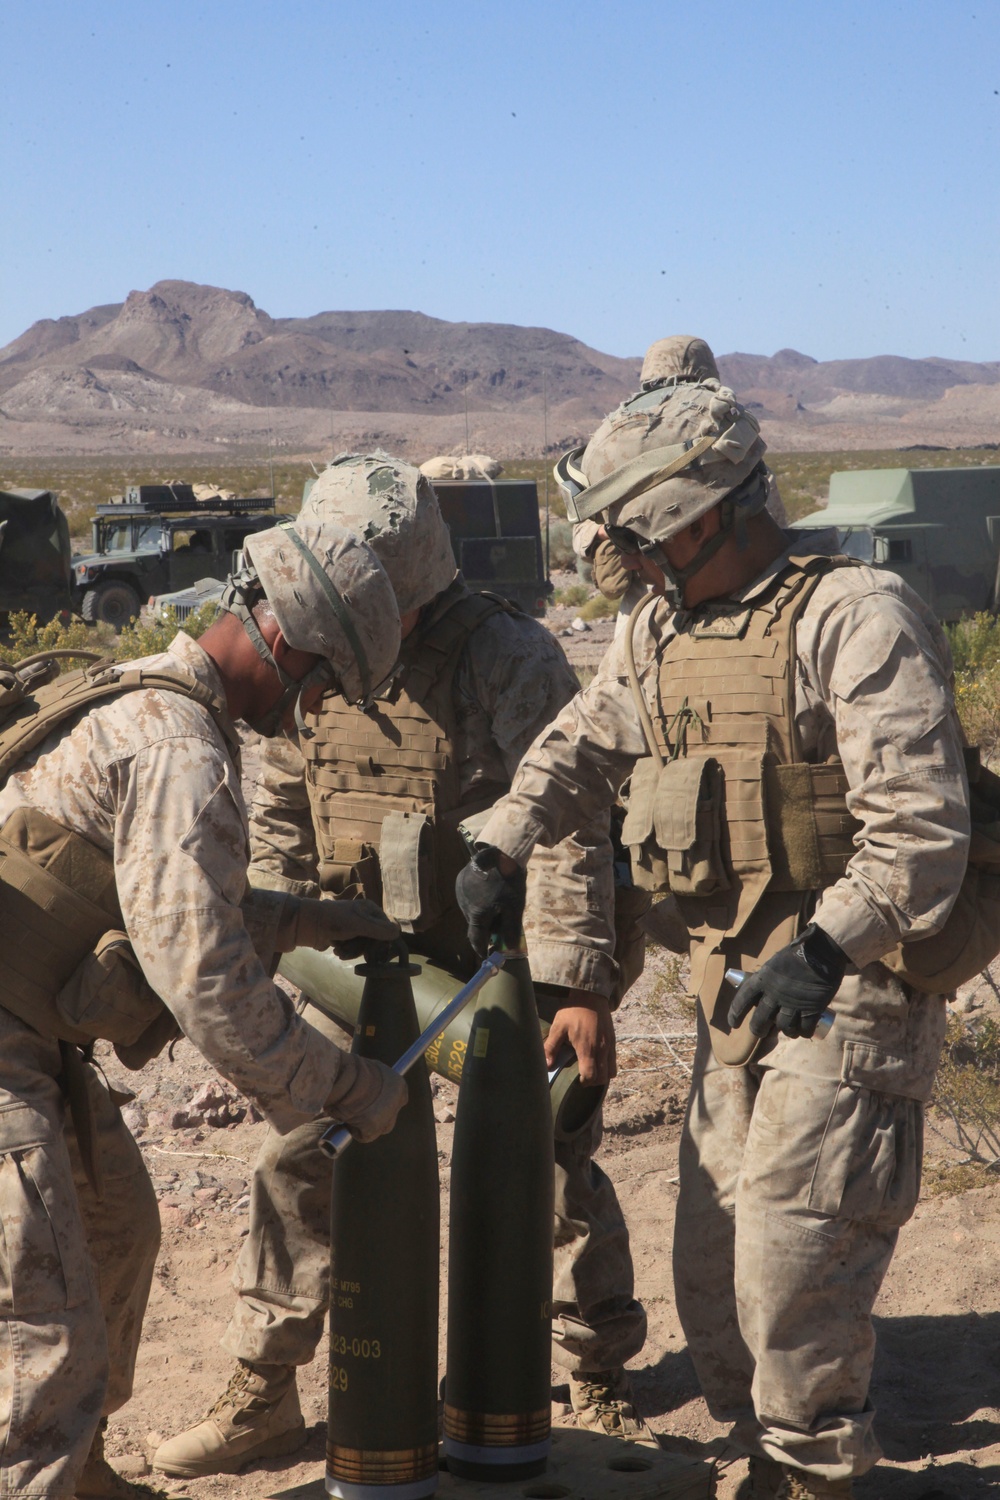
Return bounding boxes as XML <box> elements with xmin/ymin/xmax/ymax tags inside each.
<box><xmin>164</xmin><ymin>629</ymin><xmax>228</xmax><ymax>705</ymax></box>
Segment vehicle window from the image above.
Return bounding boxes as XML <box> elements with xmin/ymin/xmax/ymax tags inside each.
<box><xmin>102</xmin><ymin>521</ymin><xmax>133</xmax><ymax>552</ymax></box>
<box><xmin>887</xmin><ymin>538</ymin><xmax>914</xmax><ymax>563</ymax></box>
<box><xmin>223</xmin><ymin>527</ymin><xmax>250</xmax><ymax>551</ymax></box>
<box><xmin>171</xmin><ymin>528</ymin><xmax>214</xmax><ymax>554</ymax></box>
<box><xmin>135</xmin><ymin>520</ymin><xmax>162</xmax><ymax>549</ymax></box>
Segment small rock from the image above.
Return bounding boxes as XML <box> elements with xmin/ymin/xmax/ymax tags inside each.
<box><xmin>146</xmin><ymin>1432</ymin><xmax>163</xmax><ymax>1452</ymax></box>
<box><xmin>570</xmin><ymin>617</ymin><xmax>591</xmax><ymax>633</ymax></box>
<box><xmin>434</xmin><ymin>1106</ymin><xmax>456</xmax><ymax>1124</ymax></box>
<box><xmin>115</xmin><ymin>1455</ymin><xmax>151</xmax><ymax>1478</ymax></box>
<box><xmin>121</xmin><ymin>1104</ymin><xmax>147</xmax><ymax>1136</ymax></box>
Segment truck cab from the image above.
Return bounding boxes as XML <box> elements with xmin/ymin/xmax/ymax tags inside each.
<box><xmin>72</xmin><ymin>484</ymin><xmax>286</xmax><ymax>627</ymax></box>
<box><xmin>793</xmin><ymin>466</ymin><xmax>1000</xmax><ymax>622</ymax></box>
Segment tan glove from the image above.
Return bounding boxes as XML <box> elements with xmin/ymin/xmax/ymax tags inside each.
<box><xmin>325</xmin><ymin>1051</ymin><xmax>408</xmax><ymax>1142</ymax></box>
<box><xmin>292</xmin><ymin>896</ymin><xmax>401</xmax><ymax>958</ymax></box>
<box><xmin>591</xmin><ymin>537</ymin><xmax>630</xmax><ymax>601</ymax></box>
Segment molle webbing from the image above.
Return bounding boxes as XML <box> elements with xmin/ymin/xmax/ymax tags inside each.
<box><xmin>643</xmin><ymin>554</ymin><xmax>861</xmax><ymax>926</ymax></box>
<box><xmin>300</xmin><ymin>584</ymin><xmax>511</xmax><ymax>923</ymax></box>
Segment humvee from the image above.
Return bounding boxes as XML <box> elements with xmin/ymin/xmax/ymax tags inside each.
<box><xmin>0</xmin><ymin>488</ymin><xmax>73</xmax><ymax>624</ymax></box>
<box><xmin>72</xmin><ymin>484</ymin><xmax>286</xmax><ymax>628</ymax></box>
<box><xmin>793</xmin><ymin>466</ymin><xmax>1000</xmax><ymax>622</ymax></box>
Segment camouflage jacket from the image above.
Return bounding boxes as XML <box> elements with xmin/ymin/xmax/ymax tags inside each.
<box><xmin>480</xmin><ymin>532</ymin><xmax>970</xmax><ymax>970</ymax></box>
<box><xmin>0</xmin><ymin>631</ymin><xmax>345</xmax><ymax>1133</ymax></box>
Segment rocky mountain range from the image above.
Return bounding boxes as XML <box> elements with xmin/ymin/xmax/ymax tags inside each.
<box><xmin>1</xmin><ymin>280</ymin><xmax>998</xmax><ymax>457</ymax></box>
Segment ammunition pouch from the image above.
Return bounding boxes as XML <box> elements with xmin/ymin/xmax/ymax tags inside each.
<box><xmin>319</xmin><ymin>840</ymin><xmax>382</xmax><ymax>904</ymax></box>
<box><xmin>622</xmin><ymin>755</ymin><xmax>728</xmax><ymax>897</ymax></box>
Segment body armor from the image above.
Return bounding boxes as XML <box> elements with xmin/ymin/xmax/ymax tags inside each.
<box><xmin>300</xmin><ymin>581</ymin><xmax>512</xmax><ymax>946</ymax></box>
<box><xmin>622</xmin><ymin>552</ymin><xmax>860</xmax><ymax>1063</ymax></box>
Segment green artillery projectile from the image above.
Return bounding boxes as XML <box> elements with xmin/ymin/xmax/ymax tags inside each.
<box><xmin>326</xmin><ymin>946</ymin><xmax>440</xmax><ymax>1500</ymax></box>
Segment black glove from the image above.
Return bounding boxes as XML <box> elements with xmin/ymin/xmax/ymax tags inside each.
<box><xmin>455</xmin><ymin>845</ymin><xmax>527</xmax><ymax>956</ymax></box>
<box><xmin>727</xmin><ymin>923</ymin><xmax>847</xmax><ymax>1039</ymax></box>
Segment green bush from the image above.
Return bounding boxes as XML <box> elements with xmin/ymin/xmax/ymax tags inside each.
<box><xmin>0</xmin><ymin>603</ymin><xmax>218</xmax><ymax>672</ymax></box>
<box><xmin>945</xmin><ymin>613</ymin><xmax>1000</xmax><ymax>756</ymax></box>
<box><xmin>931</xmin><ymin>1013</ymin><xmax>1000</xmax><ymax>1168</ymax></box>
<box><xmin>554</xmin><ymin>583</ymin><xmax>589</xmax><ymax>607</ymax></box>
<box><xmin>545</xmin><ymin>519</ymin><xmax>576</xmax><ymax>571</ymax></box>
<box><xmin>578</xmin><ymin>592</ymin><xmax>617</xmax><ymax>621</ymax></box>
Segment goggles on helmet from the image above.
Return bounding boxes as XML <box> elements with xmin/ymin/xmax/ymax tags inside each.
<box><xmin>604</xmin><ymin>524</ymin><xmax>669</xmax><ymax>568</ymax></box>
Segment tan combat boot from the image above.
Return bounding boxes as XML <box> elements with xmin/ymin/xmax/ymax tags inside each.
<box><xmin>569</xmin><ymin>1369</ymin><xmax>658</xmax><ymax>1446</ymax></box>
<box><xmin>152</xmin><ymin>1360</ymin><xmax>306</xmax><ymax>1477</ymax></box>
<box><xmin>76</xmin><ymin>1419</ymin><xmax>162</xmax><ymax>1499</ymax></box>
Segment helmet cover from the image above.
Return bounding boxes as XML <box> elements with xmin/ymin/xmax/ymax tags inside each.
<box><xmin>303</xmin><ymin>452</ymin><xmax>456</xmax><ymax>614</ymax></box>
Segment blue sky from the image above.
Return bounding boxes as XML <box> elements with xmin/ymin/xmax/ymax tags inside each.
<box><xmin>2</xmin><ymin>1</ymin><xmax>998</xmax><ymax>361</ymax></box>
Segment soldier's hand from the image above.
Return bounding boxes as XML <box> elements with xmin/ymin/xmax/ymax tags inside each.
<box><xmin>294</xmin><ymin>897</ymin><xmax>400</xmax><ymax>959</ymax></box>
<box><xmin>455</xmin><ymin>845</ymin><xmax>527</xmax><ymax>956</ymax></box>
<box><xmin>727</xmin><ymin>923</ymin><xmax>847</xmax><ymax>1039</ymax></box>
<box><xmin>544</xmin><ymin>991</ymin><xmax>617</xmax><ymax>1086</ymax></box>
<box><xmin>325</xmin><ymin>1053</ymin><xmax>408</xmax><ymax>1143</ymax></box>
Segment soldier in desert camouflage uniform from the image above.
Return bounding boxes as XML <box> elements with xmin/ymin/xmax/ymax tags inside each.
<box><xmin>456</xmin><ymin>384</ymin><xmax>969</xmax><ymax>1499</ymax></box>
<box><xmin>0</xmin><ymin>515</ymin><xmax>407</xmax><ymax>1498</ymax></box>
<box><xmin>155</xmin><ymin>453</ymin><xmax>649</xmax><ymax>1480</ymax></box>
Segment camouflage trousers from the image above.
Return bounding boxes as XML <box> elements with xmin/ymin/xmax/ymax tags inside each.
<box><xmin>0</xmin><ymin>1006</ymin><xmax>159</xmax><ymax>1497</ymax></box>
<box><xmin>673</xmin><ymin>965</ymin><xmax>947</xmax><ymax>1486</ymax></box>
<box><xmin>224</xmin><ymin>1000</ymin><xmax>646</xmax><ymax>1375</ymax></box>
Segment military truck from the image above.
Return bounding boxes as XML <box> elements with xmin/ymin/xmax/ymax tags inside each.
<box><xmin>793</xmin><ymin>466</ymin><xmax>1000</xmax><ymax>622</ymax></box>
<box><xmin>72</xmin><ymin>484</ymin><xmax>286</xmax><ymax>628</ymax></box>
<box><xmin>0</xmin><ymin>488</ymin><xmax>73</xmax><ymax>624</ymax></box>
<box><xmin>302</xmin><ymin>470</ymin><xmax>553</xmax><ymax>616</ymax></box>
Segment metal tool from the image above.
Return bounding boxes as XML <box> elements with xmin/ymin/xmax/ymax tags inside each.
<box><xmin>724</xmin><ymin>967</ymin><xmax>835</xmax><ymax>1040</ymax></box>
<box><xmin>281</xmin><ymin>945</ymin><xmax>604</xmax><ymax>1141</ymax></box>
<box><xmin>320</xmin><ymin>950</ymin><xmax>508</xmax><ymax>1158</ymax></box>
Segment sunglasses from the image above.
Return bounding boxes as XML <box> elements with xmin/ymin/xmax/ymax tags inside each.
<box><xmin>604</xmin><ymin>525</ymin><xmax>667</xmax><ymax>565</ymax></box>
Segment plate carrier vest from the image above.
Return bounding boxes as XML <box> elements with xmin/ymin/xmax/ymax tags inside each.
<box><xmin>300</xmin><ymin>580</ymin><xmax>513</xmax><ymax>938</ymax></box>
<box><xmin>621</xmin><ymin>553</ymin><xmax>861</xmax><ymax>1064</ymax></box>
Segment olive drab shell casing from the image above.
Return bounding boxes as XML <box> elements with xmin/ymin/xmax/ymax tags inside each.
<box><xmin>444</xmin><ymin>954</ymin><xmax>555</xmax><ymax>1481</ymax></box>
<box><xmin>326</xmin><ymin>949</ymin><xmax>440</xmax><ymax>1500</ymax></box>
<box><xmin>280</xmin><ymin>944</ymin><xmax>603</xmax><ymax>1141</ymax></box>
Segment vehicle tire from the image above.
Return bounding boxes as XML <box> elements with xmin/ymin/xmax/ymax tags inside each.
<box><xmin>81</xmin><ymin>580</ymin><xmax>142</xmax><ymax>629</ymax></box>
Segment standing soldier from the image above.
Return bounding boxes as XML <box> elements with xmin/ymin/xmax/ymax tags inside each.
<box><xmin>455</xmin><ymin>384</ymin><xmax>969</xmax><ymax>1500</ymax></box>
<box><xmin>155</xmin><ymin>452</ymin><xmax>649</xmax><ymax>1480</ymax></box>
<box><xmin>0</xmin><ymin>515</ymin><xmax>407</xmax><ymax>1498</ymax></box>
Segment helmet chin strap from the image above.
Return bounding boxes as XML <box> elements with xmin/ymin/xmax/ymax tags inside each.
<box><xmin>220</xmin><ymin>564</ymin><xmax>336</xmax><ymax>738</ymax></box>
<box><xmin>657</xmin><ymin>470</ymin><xmax>770</xmax><ymax>609</ymax></box>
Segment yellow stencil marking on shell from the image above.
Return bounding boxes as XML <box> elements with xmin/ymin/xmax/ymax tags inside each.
<box><xmin>473</xmin><ymin>1027</ymin><xmax>490</xmax><ymax>1058</ymax></box>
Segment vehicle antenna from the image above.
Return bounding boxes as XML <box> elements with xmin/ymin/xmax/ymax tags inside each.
<box><xmin>264</xmin><ymin>391</ymin><xmax>276</xmax><ymax>500</ymax></box>
<box><xmin>464</xmin><ymin>371</ymin><xmax>470</xmax><ymax>455</ymax></box>
<box><xmin>542</xmin><ymin>368</ymin><xmax>550</xmax><ymax>580</ymax></box>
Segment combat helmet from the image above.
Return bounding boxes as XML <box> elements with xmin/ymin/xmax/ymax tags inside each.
<box><xmin>640</xmin><ymin>335</ymin><xmax>719</xmax><ymax>390</ymax></box>
<box><xmin>222</xmin><ymin>516</ymin><xmax>400</xmax><ymax>734</ymax></box>
<box><xmin>557</xmin><ymin>382</ymin><xmax>767</xmax><ymax>602</ymax></box>
<box><xmin>302</xmin><ymin>453</ymin><xmax>457</xmax><ymax>614</ymax></box>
